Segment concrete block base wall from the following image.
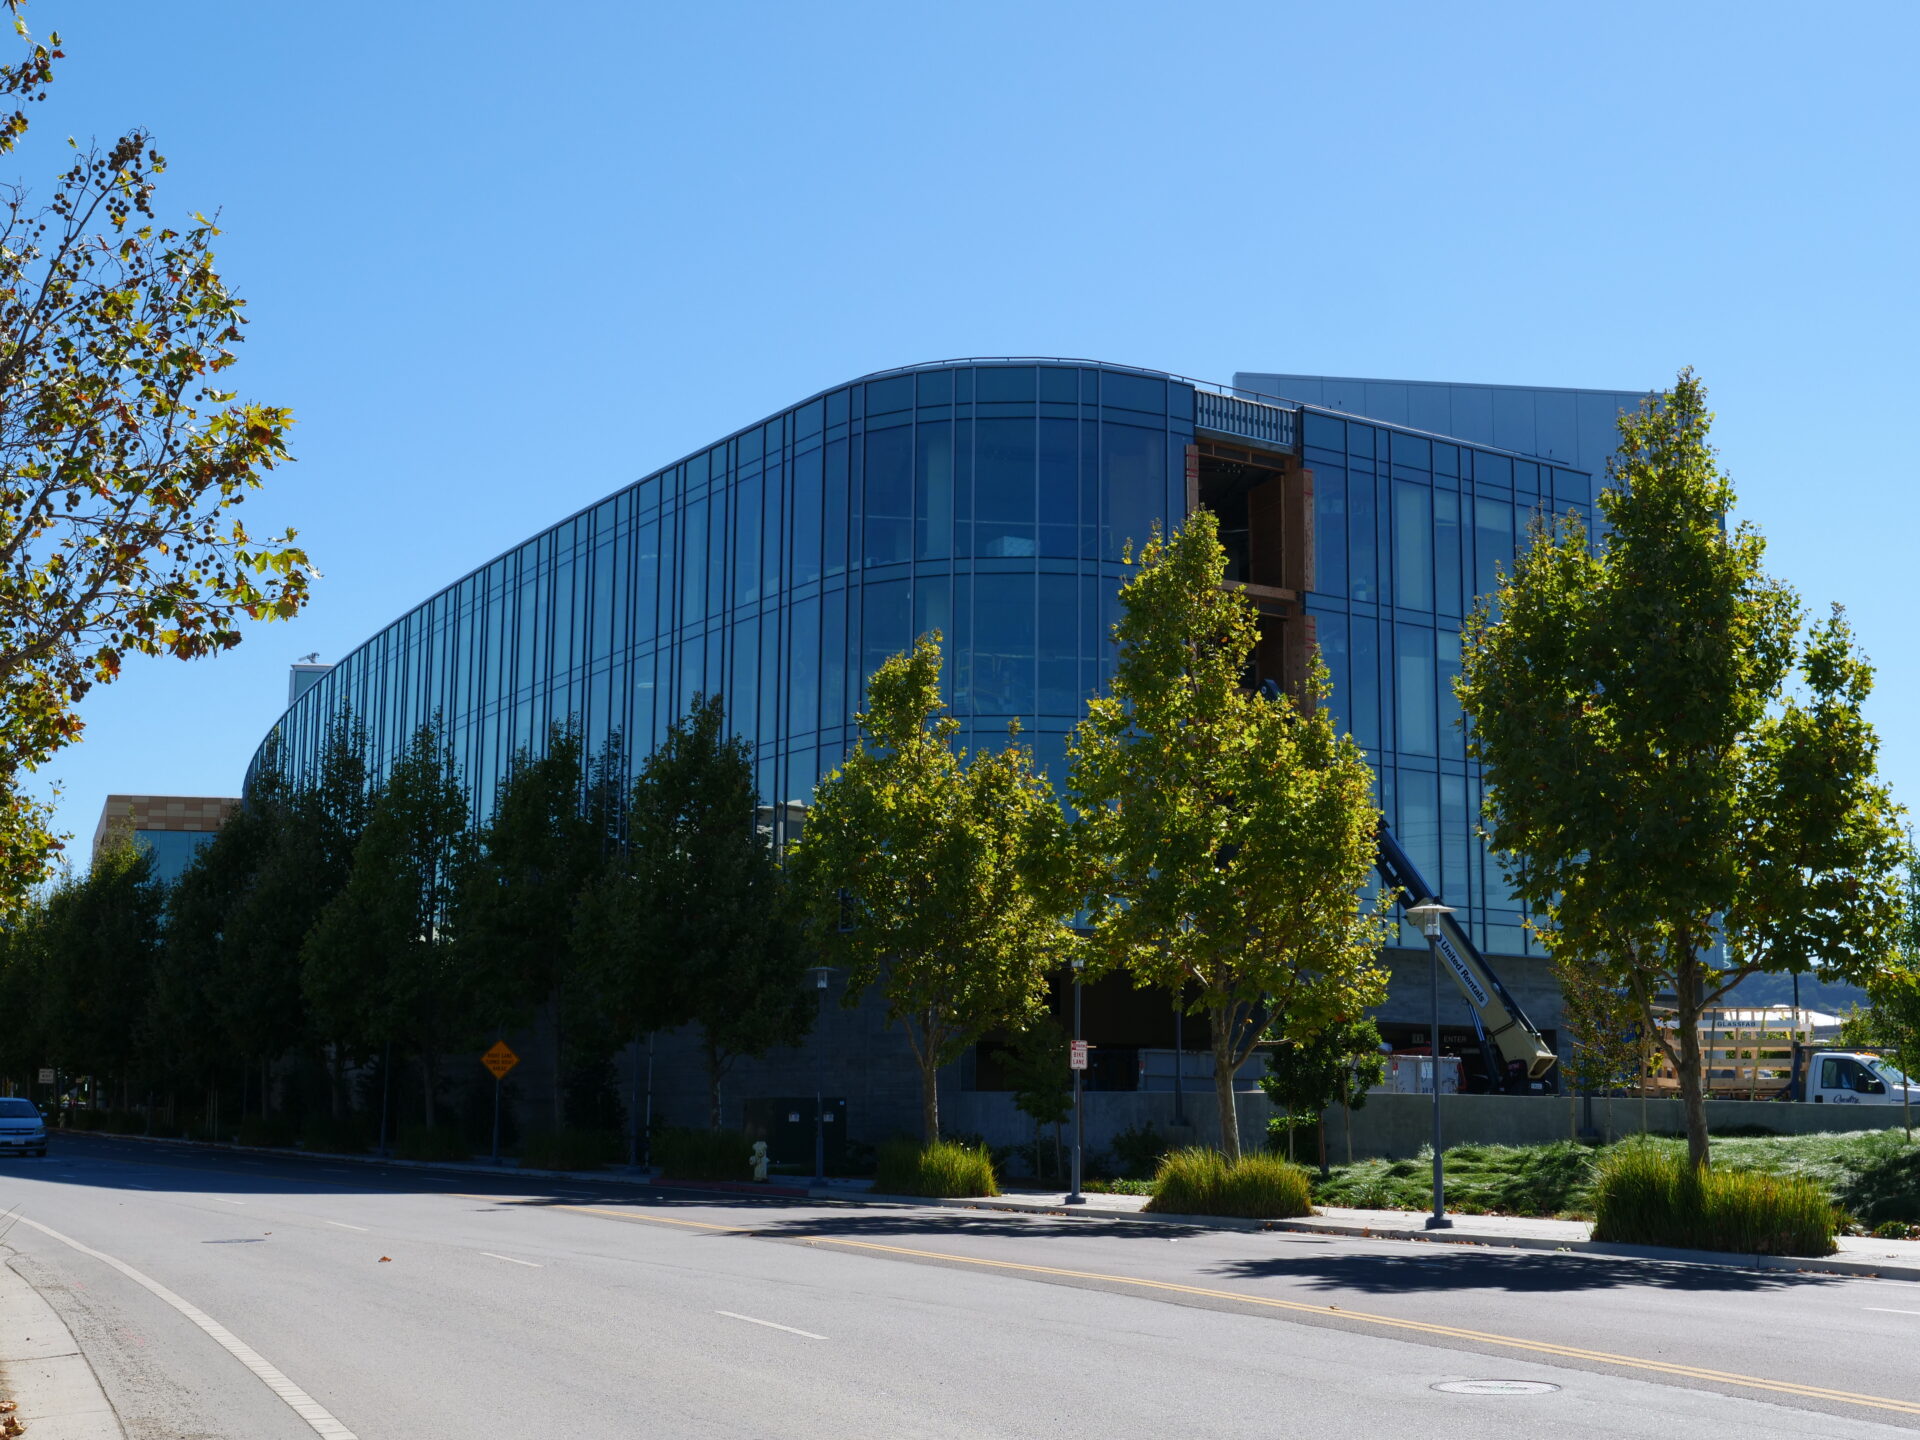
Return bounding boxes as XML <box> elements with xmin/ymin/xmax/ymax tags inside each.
<box><xmin>942</xmin><ymin>1089</ymin><xmax>1917</xmax><ymax>1170</ymax></box>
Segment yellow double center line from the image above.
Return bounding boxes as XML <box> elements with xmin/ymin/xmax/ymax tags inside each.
<box><xmin>533</xmin><ymin>1203</ymin><xmax>1920</xmax><ymax>1418</ymax></box>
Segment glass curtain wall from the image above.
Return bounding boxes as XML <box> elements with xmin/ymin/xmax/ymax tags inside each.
<box><xmin>1303</xmin><ymin>408</ymin><xmax>1595</xmax><ymax>961</ymax></box>
<box><xmin>251</xmin><ymin>362</ymin><xmax>1193</xmax><ymax>826</ymax></box>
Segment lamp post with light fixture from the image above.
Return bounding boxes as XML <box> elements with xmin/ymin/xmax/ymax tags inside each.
<box><xmin>1405</xmin><ymin>899</ymin><xmax>1456</xmax><ymax>1230</ymax></box>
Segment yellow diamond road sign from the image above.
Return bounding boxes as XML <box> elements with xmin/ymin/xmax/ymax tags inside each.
<box><xmin>482</xmin><ymin>1041</ymin><xmax>519</xmax><ymax>1079</ymax></box>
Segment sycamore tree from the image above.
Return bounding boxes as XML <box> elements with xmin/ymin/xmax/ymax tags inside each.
<box><xmin>454</xmin><ymin>724</ymin><xmax>598</xmax><ymax>1128</ymax></box>
<box><xmin>303</xmin><ymin>723</ymin><xmax>469</xmax><ymax>1128</ymax></box>
<box><xmin>1068</xmin><ymin>511</ymin><xmax>1390</xmax><ymax>1159</ymax></box>
<box><xmin>792</xmin><ymin>638</ymin><xmax>1073</xmax><ymax>1142</ymax></box>
<box><xmin>616</xmin><ymin>696</ymin><xmax>813</xmax><ymax>1131</ymax></box>
<box><xmin>0</xmin><ymin>6</ymin><xmax>310</xmax><ymax>901</ymax></box>
<box><xmin>1459</xmin><ymin>370</ymin><xmax>1905</xmax><ymax>1171</ymax></box>
<box><xmin>1260</xmin><ymin>1015</ymin><xmax>1386</xmax><ymax>1171</ymax></box>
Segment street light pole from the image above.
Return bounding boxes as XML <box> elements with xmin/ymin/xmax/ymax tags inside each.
<box><xmin>1406</xmin><ymin>900</ymin><xmax>1456</xmax><ymax>1231</ymax></box>
<box><xmin>808</xmin><ymin>966</ymin><xmax>838</xmax><ymax>1188</ymax></box>
<box><xmin>1067</xmin><ymin>955</ymin><xmax>1086</xmax><ymax>1204</ymax></box>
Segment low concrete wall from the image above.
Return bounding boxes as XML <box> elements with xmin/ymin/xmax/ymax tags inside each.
<box><xmin>1342</xmin><ymin>1091</ymin><xmax>1916</xmax><ymax>1159</ymax></box>
<box><xmin>943</xmin><ymin>1088</ymin><xmax>1917</xmax><ymax>1169</ymax></box>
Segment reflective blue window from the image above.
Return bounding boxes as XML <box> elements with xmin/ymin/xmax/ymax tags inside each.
<box><xmin>1037</xmin><ymin>419</ymin><xmax>1076</xmax><ymax>558</ymax></box>
<box><xmin>1350</xmin><ymin>475</ymin><xmax>1378</xmax><ymax>603</ymax></box>
<box><xmin>1434</xmin><ymin>489</ymin><xmax>1463</xmax><ymax>617</ymax></box>
<box><xmin>1350</xmin><ymin>618</ymin><xmax>1379</xmax><ymax>750</ymax></box>
<box><xmin>1474</xmin><ymin>497</ymin><xmax>1513</xmax><ymax>600</ymax></box>
<box><xmin>787</xmin><ymin>597</ymin><xmax>819</xmax><ymax>737</ymax></box>
<box><xmin>915</xmin><ymin>422</ymin><xmax>953</xmax><ymax>560</ymax></box>
<box><xmin>681</xmin><ymin>500</ymin><xmax>707</xmax><ymax>620</ymax></box>
<box><xmin>1313</xmin><ymin>468</ymin><xmax>1346</xmax><ymax>597</ymax></box>
<box><xmin>861</xmin><ymin>579</ymin><xmax>910</xmax><ymax>701</ymax></box>
<box><xmin>1102</xmin><ymin>424</ymin><xmax>1163</xmax><ymax>562</ymax></box>
<box><xmin>975</xmin><ymin>418</ymin><xmax>1036</xmax><ymax>558</ymax></box>
<box><xmin>974</xmin><ymin>573</ymin><xmax>1035</xmax><ymax>716</ymax></box>
<box><xmin>823</xmin><ymin>440</ymin><xmax>849</xmax><ymax>578</ymax></box>
<box><xmin>1395</xmin><ymin>625</ymin><xmax>1436</xmax><ymax>757</ymax></box>
<box><xmin>864</xmin><ymin>427</ymin><xmax>912</xmax><ymax>566</ymax></box>
<box><xmin>1437</xmin><ymin>629</ymin><xmax>1465</xmax><ymax>762</ymax></box>
<box><xmin>1038</xmin><ymin>573</ymin><xmax>1077</xmax><ymax>716</ymax></box>
<box><xmin>821</xmin><ymin>589</ymin><xmax>848</xmax><ymax>728</ymax></box>
<box><xmin>1399</xmin><ymin>769</ymin><xmax>1440</xmax><ymax>890</ymax></box>
<box><xmin>792</xmin><ymin>447</ymin><xmax>823</xmax><ymax>585</ymax></box>
<box><xmin>1392</xmin><ymin>482</ymin><xmax>1432</xmax><ymax>612</ymax></box>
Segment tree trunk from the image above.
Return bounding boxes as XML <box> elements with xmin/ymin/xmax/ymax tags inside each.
<box><xmin>919</xmin><ymin>1057</ymin><xmax>940</xmax><ymax>1143</ymax></box>
<box><xmin>421</xmin><ymin>1055</ymin><xmax>437</xmax><ymax>1130</ymax></box>
<box><xmin>1210</xmin><ymin>1013</ymin><xmax>1241</xmax><ymax>1161</ymax></box>
<box><xmin>705</xmin><ymin>1038</ymin><xmax>724</xmax><ymax>1133</ymax></box>
<box><xmin>1675</xmin><ymin>952</ymin><xmax>1711</xmax><ymax>1171</ymax></box>
<box><xmin>551</xmin><ymin>1000</ymin><xmax>566</xmax><ymax>1131</ymax></box>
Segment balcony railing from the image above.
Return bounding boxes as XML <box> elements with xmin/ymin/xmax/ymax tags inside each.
<box><xmin>1194</xmin><ymin>389</ymin><xmax>1298</xmax><ymax>452</ymax></box>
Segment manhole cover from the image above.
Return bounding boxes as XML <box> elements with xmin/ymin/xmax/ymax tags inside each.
<box><xmin>1432</xmin><ymin>1380</ymin><xmax>1560</xmax><ymax>1396</ymax></box>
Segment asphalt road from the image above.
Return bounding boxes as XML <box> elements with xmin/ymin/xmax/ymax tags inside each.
<box><xmin>1</xmin><ymin>1134</ymin><xmax>1917</xmax><ymax>1439</ymax></box>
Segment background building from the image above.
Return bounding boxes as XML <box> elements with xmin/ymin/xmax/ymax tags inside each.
<box><xmin>249</xmin><ymin>359</ymin><xmax>1650</xmax><ymax>1140</ymax></box>
<box><xmin>92</xmin><ymin>795</ymin><xmax>240</xmax><ymax>886</ymax></box>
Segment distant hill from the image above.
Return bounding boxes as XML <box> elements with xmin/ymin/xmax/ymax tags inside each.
<box><xmin>1720</xmin><ymin>971</ymin><xmax>1868</xmax><ymax>1016</ymax></box>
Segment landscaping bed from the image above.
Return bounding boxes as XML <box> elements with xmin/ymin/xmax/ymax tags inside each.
<box><xmin>1308</xmin><ymin>1128</ymin><xmax>1918</xmax><ymax>1228</ymax></box>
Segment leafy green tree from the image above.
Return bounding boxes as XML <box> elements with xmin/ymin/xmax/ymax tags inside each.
<box><xmin>41</xmin><ymin>838</ymin><xmax>163</xmax><ymax>1107</ymax></box>
<box><xmin>1002</xmin><ymin>1016</ymin><xmax>1073</xmax><ymax>1181</ymax></box>
<box><xmin>1260</xmin><ymin>1015</ymin><xmax>1387</xmax><ymax>1171</ymax></box>
<box><xmin>1068</xmin><ymin>512</ymin><xmax>1390</xmax><ymax>1159</ymax></box>
<box><xmin>622</xmin><ymin>696</ymin><xmax>812</xmax><ymax>1130</ymax></box>
<box><xmin>281</xmin><ymin>713</ymin><xmax>373</xmax><ymax>1116</ymax></box>
<box><xmin>455</xmin><ymin>724</ymin><xmax>598</xmax><ymax>1127</ymax></box>
<box><xmin>304</xmin><ymin>723</ymin><xmax>469</xmax><ymax>1128</ymax></box>
<box><xmin>1459</xmin><ymin>370</ymin><xmax>1905</xmax><ymax>1170</ymax></box>
<box><xmin>793</xmin><ymin>640</ymin><xmax>1072</xmax><ymax>1141</ymax></box>
<box><xmin>0</xmin><ymin>6</ymin><xmax>309</xmax><ymax>904</ymax></box>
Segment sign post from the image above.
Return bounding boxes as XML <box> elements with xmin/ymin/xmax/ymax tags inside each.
<box><xmin>482</xmin><ymin>1042</ymin><xmax>519</xmax><ymax>1165</ymax></box>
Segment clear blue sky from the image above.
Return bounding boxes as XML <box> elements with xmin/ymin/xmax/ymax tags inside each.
<box><xmin>23</xmin><ymin>0</ymin><xmax>1920</xmax><ymax>856</ymax></box>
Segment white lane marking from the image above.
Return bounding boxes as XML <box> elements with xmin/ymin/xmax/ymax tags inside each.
<box><xmin>715</xmin><ymin>1310</ymin><xmax>825</xmax><ymax>1340</ymax></box>
<box><xmin>324</xmin><ymin>1221</ymin><xmax>369</xmax><ymax>1232</ymax></box>
<box><xmin>1866</xmin><ymin>1307</ymin><xmax>1920</xmax><ymax>1316</ymax></box>
<box><xmin>13</xmin><ymin>1214</ymin><xmax>357</xmax><ymax>1439</ymax></box>
<box><xmin>480</xmin><ymin>1251</ymin><xmax>541</xmax><ymax>1268</ymax></box>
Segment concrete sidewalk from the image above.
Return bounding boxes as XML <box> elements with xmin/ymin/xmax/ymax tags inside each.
<box><xmin>906</xmin><ymin>1185</ymin><xmax>1920</xmax><ymax>1283</ymax></box>
<box><xmin>0</xmin><ymin>1252</ymin><xmax>121</xmax><ymax>1439</ymax></box>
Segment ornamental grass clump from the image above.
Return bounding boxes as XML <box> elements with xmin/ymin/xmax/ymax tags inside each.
<box><xmin>1144</xmin><ymin>1147</ymin><xmax>1313</xmax><ymax>1219</ymax></box>
<box><xmin>874</xmin><ymin>1138</ymin><xmax>999</xmax><ymax>1197</ymax></box>
<box><xmin>1591</xmin><ymin>1142</ymin><xmax>1835</xmax><ymax>1256</ymax></box>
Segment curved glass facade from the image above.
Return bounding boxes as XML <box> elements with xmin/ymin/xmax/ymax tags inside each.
<box><xmin>249</xmin><ymin>358</ymin><xmax>1599</xmax><ymax>970</ymax></box>
<box><xmin>252</xmin><ymin>360</ymin><xmax>1192</xmax><ymax>823</ymax></box>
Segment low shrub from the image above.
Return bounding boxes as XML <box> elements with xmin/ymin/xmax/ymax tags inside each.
<box><xmin>1591</xmin><ymin>1143</ymin><xmax>1835</xmax><ymax>1256</ymax></box>
<box><xmin>1873</xmin><ymin>1219</ymin><xmax>1919</xmax><ymax>1240</ymax></box>
<box><xmin>653</xmin><ymin>1127</ymin><xmax>753</xmax><ymax>1182</ymax></box>
<box><xmin>874</xmin><ymin>1138</ymin><xmax>998</xmax><ymax>1197</ymax></box>
<box><xmin>300</xmin><ymin>1115</ymin><xmax>370</xmax><ymax>1155</ymax></box>
<box><xmin>520</xmin><ymin>1128</ymin><xmax>624</xmax><ymax>1172</ymax></box>
<box><xmin>1144</xmin><ymin>1147</ymin><xmax>1313</xmax><ymax>1219</ymax></box>
<box><xmin>1839</xmin><ymin>1143</ymin><xmax>1920</xmax><ymax>1228</ymax></box>
<box><xmin>236</xmin><ymin>1115</ymin><xmax>296</xmax><ymax>1149</ymax></box>
<box><xmin>395</xmin><ymin>1124</ymin><xmax>471</xmax><ymax>1162</ymax></box>
<box><xmin>1082</xmin><ymin>1177</ymin><xmax>1154</xmax><ymax>1197</ymax></box>
<box><xmin>1109</xmin><ymin>1122</ymin><xmax>1170</xmax><ymax>1182</ymax></box>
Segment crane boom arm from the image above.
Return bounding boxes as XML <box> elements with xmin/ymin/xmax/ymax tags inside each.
<box><xmin>1375</xmin><ymin>822</ymin><xmax>1558</xmax><ymax>1085</ymax></box>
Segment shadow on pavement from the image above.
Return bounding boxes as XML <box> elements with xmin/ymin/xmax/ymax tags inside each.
<box><xmin>1204</xmin><ymin>1249</ymin><xmax>1842</xmax><ymax>1294</ymax></box>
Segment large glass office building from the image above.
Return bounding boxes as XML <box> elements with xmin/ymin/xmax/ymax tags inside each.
<box><xmin>249</xmin><ymin>359</ymin><xmax>1649</xmax><ymax>1112</ymax></box>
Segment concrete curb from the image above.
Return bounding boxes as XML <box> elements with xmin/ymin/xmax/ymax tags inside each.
<box><xmin>834</xmin><ymin>1192</ymin><xmax>1920</xmax><ymax>1284</ymax></box>
<box><xmin>0</xmin><ymin>1251</ymin><xmax>123</xmax><ymax>1438</ymax></box>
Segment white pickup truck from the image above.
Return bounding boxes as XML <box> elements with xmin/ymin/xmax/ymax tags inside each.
<box><xmin>1784</xmin><ymin>1048</ymin><xmax>1920</xmax><ymax>1106</ymax></box>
